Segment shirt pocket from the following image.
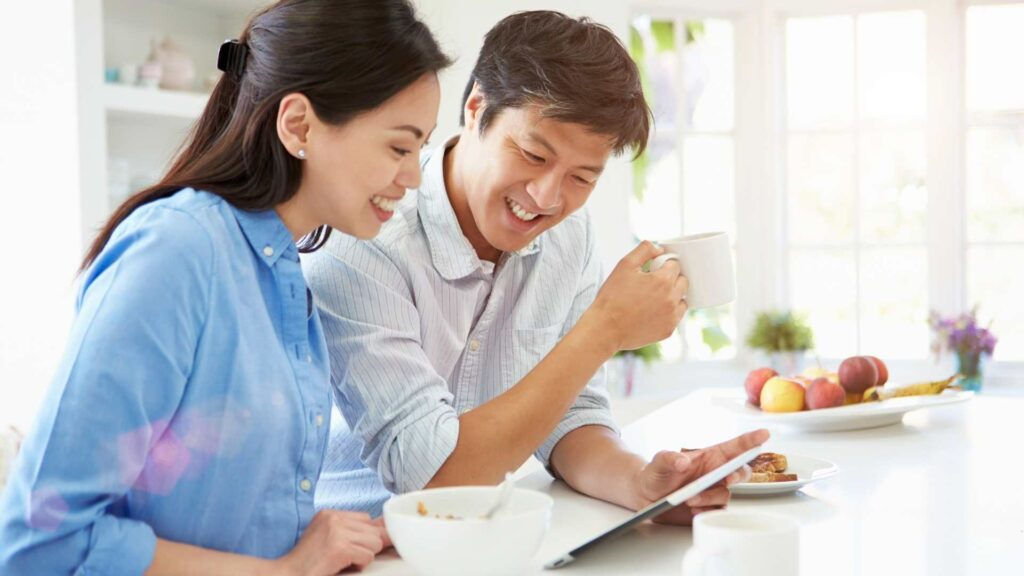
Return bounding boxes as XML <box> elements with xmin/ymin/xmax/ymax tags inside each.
<box><xmin>500</xmin><ymin>324</ymin><xmax>563</xmax><ymax>389</ymax></box>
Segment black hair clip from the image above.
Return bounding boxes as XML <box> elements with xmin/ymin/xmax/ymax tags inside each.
<box><xmin>217</xmin><ymin>39</ymin><xmax>249</xmax><ymax>80</ymax></box>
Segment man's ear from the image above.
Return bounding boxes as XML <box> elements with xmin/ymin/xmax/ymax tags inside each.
<box><xmin>463</xmin><ymin>82</ymin><xmax>487</xmax><ymax>131</ymax></box>
<box><xmin>276</xmin><ymin>92</ymin><xmax>313</xmax><ymax>159</ymax></box>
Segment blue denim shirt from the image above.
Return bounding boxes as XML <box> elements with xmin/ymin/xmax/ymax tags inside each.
<box><xmin>0</xmin><ymin>189</ymin><xmax>332</xmax><ymax>574</ymax></box>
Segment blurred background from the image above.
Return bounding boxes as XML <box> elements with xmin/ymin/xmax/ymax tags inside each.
<box><xmin>1</xmin><ymin>0</ymin><xmax>1021</xmax><ymax>432</ymax></box>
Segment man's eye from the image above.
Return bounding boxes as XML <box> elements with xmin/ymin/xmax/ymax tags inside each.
<box><xmin>523</xmin><ymin>151</ymin><xmax>544</xmax><ymax>163</ymax></box>
<box><xmin>392</xmin><ymin>147</ymin><xmax>412</xmax><ymax>157</ymax></box>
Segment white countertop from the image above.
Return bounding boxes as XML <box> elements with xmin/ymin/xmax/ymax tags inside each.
<box><xmin>364</xmin><ymin>388</ymin><xmax>1024</xmax><ymax>575</ymax></box>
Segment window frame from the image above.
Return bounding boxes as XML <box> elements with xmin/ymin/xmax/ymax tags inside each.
<box><xmin>628</xmin><ymin>0</ymin><xmax>1024</xmax><ymax>388</ymax></box>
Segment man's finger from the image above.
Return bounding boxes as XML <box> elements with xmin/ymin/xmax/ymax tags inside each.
<box><xmin>621</xmin><ymin>240</ymin><xmax>664</xmax><ymax>268</ymax></box>
<box><xmin>725</xmin><ymin>464</ymin><xmax>752</xmax><ymax>486</ymax></box>
<box><xmin>685</xmin><ymin>485</ymin><xmax>731</xmax><ymax>508</ymax></box>
<box><xmin>711</xmin><ymin>429</ymin><xmax>770</xmax><ymax>460</ymax></box>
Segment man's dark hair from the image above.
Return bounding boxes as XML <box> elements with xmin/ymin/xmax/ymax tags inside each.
<box><xmin>460</xmin><ymin>10</ymin><xmax>652</xmax><ymax>158</ymax></box>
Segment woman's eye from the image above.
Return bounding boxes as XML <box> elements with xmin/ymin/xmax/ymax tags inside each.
<box><xmin>391</xmin><ymin>147</ymin><xmax>412</xmax><ymax>157</ymax></box>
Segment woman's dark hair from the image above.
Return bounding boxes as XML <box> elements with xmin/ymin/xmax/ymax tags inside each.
<box><xmin>459</xmin><ymin>10</ymin><xmax>651</xmax><ymax>158</ymax></box>
<box><xmin>82</xmin><ymin>0</ymin><xmax>451</xmax><ymax>271</ymax></box>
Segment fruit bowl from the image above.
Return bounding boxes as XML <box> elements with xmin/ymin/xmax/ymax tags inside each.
<box><xmin>714</xmin><ymin>388</ymin><xmax>973</xmax><ymax>432</ymax></box>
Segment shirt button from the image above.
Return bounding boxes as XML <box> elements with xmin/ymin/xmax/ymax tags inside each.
<box><xmin>315</xmin><ymin>414</ymin><xmax>324</xmax><ymax>427</ymax></box>
<box><xmin>263</xmin><ymin>246</ymin><xmax>274</xmax><ymax>257</ymax></box>
<box><xmin>469</xmin><ymin>340</ymin><xmax>480</xmax><ymax>352</ymax></box>
<box><xmin>300</xmin><ymin>479</ymin><xmax>312</xmax><ymax>492</ymax></box>
<box><xmin>306</xmin><ymin>354</ymin><xmax>313</xmax><ymax>363</ymax></box>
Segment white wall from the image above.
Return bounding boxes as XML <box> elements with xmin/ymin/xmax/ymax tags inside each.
<box><xmin>0</xmin><ymin>1</ymin><xmax>96</xmax><ymax>431</ymax></box>
<box><xmin>415</xmin><ymin>0</ymin><xmax>637</xmax><ymax>271</ymax></box>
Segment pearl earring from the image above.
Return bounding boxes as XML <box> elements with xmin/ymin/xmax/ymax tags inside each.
<box><xmin>297</xmin><ymin>149</ymin><xmax>306</xmax><ymax>159</ymax></box>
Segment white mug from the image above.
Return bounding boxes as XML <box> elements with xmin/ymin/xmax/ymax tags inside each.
<box><xmin>681</xmin><ymin>510</ymin><xmax>799</xmax><ymax>576</ymax></box>
<box><xmin>650</xmin><ymin>232</ymin><xmax>735</xmax><ymax>309</ymax></box>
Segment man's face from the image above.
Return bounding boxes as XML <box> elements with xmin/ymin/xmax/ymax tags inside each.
<box><xmin>457</xmin><ymin>101</ymin><xmax>614</xmax><ymax>255</ymax></box>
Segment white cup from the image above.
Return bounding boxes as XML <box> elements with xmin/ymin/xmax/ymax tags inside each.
<box><xmin>681</xmin><ymin>510</ymin><xmax>799</xmax><ymax>576</ymax></box>
<box><xmin>650</xmin><ymin>232</ymin><xmax>735</xmax><ymax>309</ymax></box>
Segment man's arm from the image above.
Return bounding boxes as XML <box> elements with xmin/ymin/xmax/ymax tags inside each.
<box><xmin>306</xmin><ymin>235</ymin><xmax>685</xmax><ymax>492</ymax></box>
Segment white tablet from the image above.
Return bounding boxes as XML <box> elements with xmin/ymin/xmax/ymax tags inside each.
<box><xmin>544</xmin><ymin>445</ymin><xmax>761</xmax><ymax>570</ymax></box>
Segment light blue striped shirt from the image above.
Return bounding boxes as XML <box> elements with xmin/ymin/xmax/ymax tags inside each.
<box><xmin>305</xmin><ymin>138</ymin><xmax>619</xmax><ymax>516</ymax></box>
<box><xmin>0</xmin><ymin>189</ymin><xmax>331</xmax><ymax>574</ymax></box>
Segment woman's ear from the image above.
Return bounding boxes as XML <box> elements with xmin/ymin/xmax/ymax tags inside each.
<box><xmin>277</xmin><ymin>93</ymin><xmax>313</xmax><ymax>159</ymax></box>
<box><xmin>463</xmin><ymin>82</ymin><xmax>487</xmax><ymax>132</ymax></box>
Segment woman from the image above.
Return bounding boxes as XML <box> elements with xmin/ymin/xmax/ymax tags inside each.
<box><xmin>0</xmin><ymin>0</ymin><xmax>448</xmax><ymax>573</ymax></box>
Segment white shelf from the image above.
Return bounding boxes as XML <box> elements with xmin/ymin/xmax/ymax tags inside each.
<box><xmin>158</xmin><ymin>0</ymin><xmax>264</xmax><ymax>18</ymax></box>
<box><xmin>103</xmin><ymin>83</ymin><xmax>208</xmax><ymax>121</ymax></box>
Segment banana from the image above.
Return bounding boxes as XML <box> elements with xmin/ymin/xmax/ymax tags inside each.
<box><xmin>863</xmin><ymin>375</ymin><xmax>961</xmax><ymax>402</ymax></box>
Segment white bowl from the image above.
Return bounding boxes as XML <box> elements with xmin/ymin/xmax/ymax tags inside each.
<box><xmin>384</xmin><ymin>486</ymin><xmax>553</xmax><ymax>576</ymax></box>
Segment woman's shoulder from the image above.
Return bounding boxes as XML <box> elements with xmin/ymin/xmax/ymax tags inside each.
<box><xmin>92</xmin><ymin>189</ymin><xmax>223</xmax><ymax>283</ymax></box>
<box><xmin>114</xmin><ymin>188</ymin><xmax>232</xmax><ymax>248</ymax></box>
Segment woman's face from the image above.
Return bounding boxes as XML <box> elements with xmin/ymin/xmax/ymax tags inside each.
<box><xmin>294</xmin><ymin>73</ymin><xmax>440</xmax><ymax>239</ymax></box>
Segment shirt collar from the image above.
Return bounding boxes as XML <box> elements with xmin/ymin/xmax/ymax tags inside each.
<box><xmin>230</xmin><ymin>204</ymin><xmax>297</xmax><ymax>268</ymax></box>
<box><xmin>418</xmin><ymin>135</ymin><xmax>542</xmax><ymax>281</ymax></box>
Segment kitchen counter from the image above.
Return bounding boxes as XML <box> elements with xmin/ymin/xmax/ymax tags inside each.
<box><xmin>364</xmin><ymin>388</ymin><xmax>1024</xmax><ymax>574</ymax></box>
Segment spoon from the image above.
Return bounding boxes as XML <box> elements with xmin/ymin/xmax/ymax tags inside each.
<box><xmin>482</xmin><ymin>472</ymin><xmax>515</xmax><ymax>519</ymax></box>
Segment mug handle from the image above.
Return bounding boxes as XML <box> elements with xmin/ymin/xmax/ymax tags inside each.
<box><xmin>649</xmin><ymin>253</ymin><xmax>680</xmax><ymax>272</ymax></box>
<box><xmin>681</xmin><ymin>545</ymin><xmax>729</xmax><ymax>576</ymax></box>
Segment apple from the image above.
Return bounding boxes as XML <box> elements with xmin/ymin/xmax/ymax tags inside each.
<box><xmin>806</xmin><ymin>377</ymin><xmax>846</xmax><ymax>409</ymax></box>
<box><xmin>864</xmin><ymin>355</ymin><xmax>889</xmax><ymax>386</ymax></box>
<box><xmin>760</xmin><ymin>377</ymin><xmax>806</xmax><ymax>413</ymax></box>
<box><xmin>801</xmin><ymin>366</ymin><xmax>830</xmax><ymax>380</ymax></box>
<box><xmin>744</xmin><ymin>367</ymin><xmax>778</xmax><ymax>406</ymax></box>
<box><xmin>838</xmin><ymin>356</ymin><xmax>879</xmax><ymax>395</ymax></box>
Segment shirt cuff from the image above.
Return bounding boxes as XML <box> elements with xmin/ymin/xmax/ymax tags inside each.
<box><xmin>76</xmin><ymin>515</ymin><xmax>156</xmax><ymax>576</ymax></box>
<box><xmin>535</xmin><ymin>408</ymin><xmax>621</xmax><ymax>475</ymax></box>
<box><xmin>380</xmin><ymin>407</ymin><xmax>461</xmax><ymax>494</ymax></box>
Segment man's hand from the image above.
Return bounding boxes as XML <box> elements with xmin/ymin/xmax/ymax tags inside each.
<box><xmin>629</xmin><ymin>429</ymin><xmax>769</xmax><ymax>525</ymax></box>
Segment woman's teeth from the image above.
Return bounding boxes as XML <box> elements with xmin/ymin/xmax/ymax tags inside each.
<box><xmin>505</xmin><ymin>197</ymin><xmax>539</xmax><ymax>222</ymax></box>
<box><xmin>371</xmin><ymin>195</ymin><xmax>398</xmax><ymax>212</ymax></box>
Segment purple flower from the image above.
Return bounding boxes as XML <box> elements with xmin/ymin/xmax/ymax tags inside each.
<box><xmin>928</xmin><ymin>307</ymin><xmax>998</xmax><ymax>360</ymax></box>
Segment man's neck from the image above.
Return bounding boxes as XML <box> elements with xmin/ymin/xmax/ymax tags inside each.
<box><xmin>443</xmin><ymin>140</ymin><xmax>502</xmax><ymax>263</ymax></box>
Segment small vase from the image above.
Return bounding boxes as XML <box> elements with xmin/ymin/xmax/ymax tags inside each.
<box><xmin>768</xmin><ymin>351</ymin><xmax>805</xmax><ymax>376</ymax></box>
<box><xmin>956</xmin><ymin>351</ymin><xmax>986</xmax><ymax>392</ymax></box>
<box><xmin>152</xmin><ymin>36</ymin><xmax>194</xmax><ymax>91</ymax></box>
<box><xmin>607</xmin><ymin>355</ymin><xmax>644</xmax><ymax>397</ymax></box>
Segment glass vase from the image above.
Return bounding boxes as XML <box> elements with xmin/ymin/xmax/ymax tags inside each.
<box><xmin>956</xmin><ymin>351</ymin><xmax>986</xmax><ymax>392</ymax></box>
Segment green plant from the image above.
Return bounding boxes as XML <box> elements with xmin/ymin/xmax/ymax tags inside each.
<box><xmin>614</xmin><ymin>341</ymin><xmax>662</xmax><ymax>365</ymax></box>
<box><xmin>745</xmin><ymin>311</ymin><xmax>814</xmax><ymax>353</ymax></box>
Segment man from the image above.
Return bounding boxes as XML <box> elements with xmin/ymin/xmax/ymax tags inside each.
<box><xmin>305</xmin><ymin>10</ymin><xmax>767</xmax><ymax>521</ymax></box>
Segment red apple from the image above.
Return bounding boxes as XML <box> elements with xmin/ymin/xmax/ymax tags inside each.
<box><xmin>864</xmin><ymin>355</ymin><xmax>888</xmax><ymax>386</ymax></box>
<box><xmin>745</xmin><ymin>367</ymin><xmax>778</xmax><ymax>406</ymax></box>
<box><xmin>806</xmin><ymin>377</ymin><xmax>846</xmax><ymax>409</ymax></box>
<box><xmin>838</xmin><ymin>356</ymin><xmax>879</xmax><ymax>395</ymax></box>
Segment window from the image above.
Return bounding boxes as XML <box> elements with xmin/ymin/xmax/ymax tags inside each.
<box><xmin>627</xmin><ymin>1</ymin><xmax>1024</xmax><ymax>378</ymax></box>
<box><xmin>965</xmin><ymin>3</ymin><xmax>1024</xmax><ymax>361</ymax></box>
<box><xmin>784</xmin><ymin>11</ymin><xmax>929</xmax><ymax>360</ymax></box>
<box><xmin>630</xmin><ymin>15</ymin><xmax>737</xmax><ymax>360</ymax></box>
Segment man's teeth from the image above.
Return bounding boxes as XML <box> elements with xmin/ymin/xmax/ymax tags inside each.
<box><xmin>505</xmin><ymin>198</ymin><xmax>539</xmax><ymax>222</ymax></box>
<box><xmin>371</xmin><ymin>196</ymin><xmax>398</xmax><ymax>212</ymax></box>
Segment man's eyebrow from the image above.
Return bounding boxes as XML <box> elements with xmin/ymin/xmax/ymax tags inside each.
<box><xmin>528</xmin><ymin>132</ymin><xmax>604</xmax><ymax>175</ymax></box>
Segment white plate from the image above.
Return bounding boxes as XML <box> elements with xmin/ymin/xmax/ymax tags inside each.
<box><xmin>713</xmin><ymin>388</ymin><xmax>974</xmax><ymax>432</ymax></box>
<box><xmin>730</xmin><ymin>455</ymin><xmax>838</xmax><ymax>496</ymax></box>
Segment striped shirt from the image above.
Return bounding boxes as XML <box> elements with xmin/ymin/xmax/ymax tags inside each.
<box><xmin>304</xmin><ymin>137</ymin><xmax>618</xmax><ymax>515</ymax></box>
